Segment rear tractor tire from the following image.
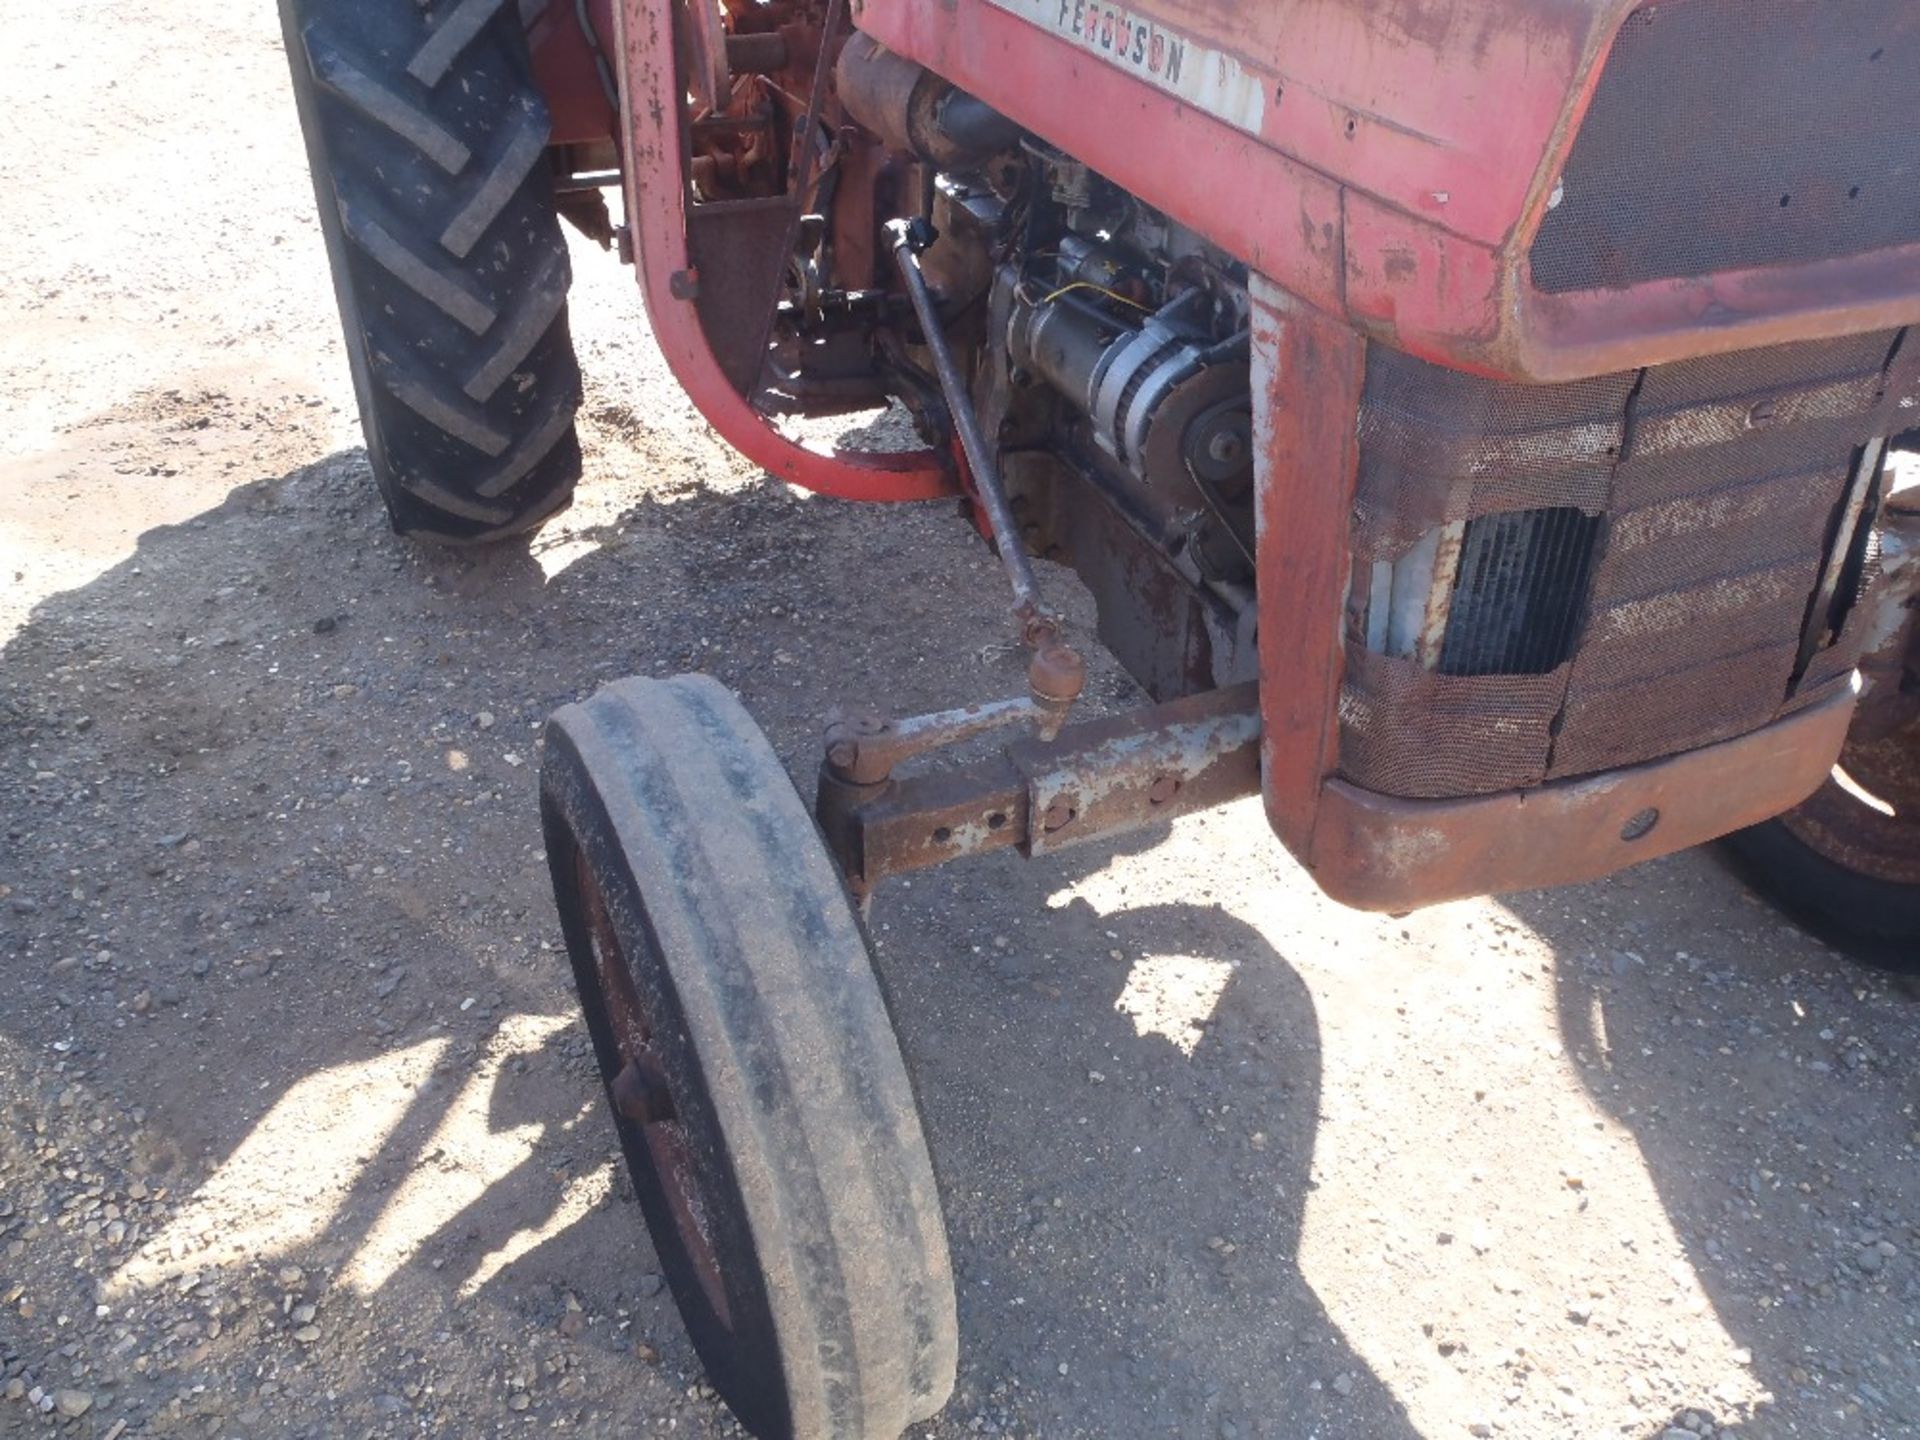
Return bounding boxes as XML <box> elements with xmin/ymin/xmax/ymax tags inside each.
<box><xmin>1723</xmin><ymin>710</ymin><xmax>1920</xmax><ymax>971</ymax></box>
<box><xmin>279</xmin><ymin>0</ymin><xmax>584</xmax><ymax>541</ymax></box>
<box><xmin>1723</xmin><ymin>446</ymin><xmax>1920</xmax><ymax>970</ymax></box>
<box><xmin>541</xmin><ymin>675</ymin><xmax>959</xmax><ymax>1440</ymax></box>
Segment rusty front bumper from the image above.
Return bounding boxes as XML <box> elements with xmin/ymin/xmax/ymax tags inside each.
<box><xmin>1298</xmin><ymin>683</ymin><xmax>1857</xmax><ymax>911</ymax></box>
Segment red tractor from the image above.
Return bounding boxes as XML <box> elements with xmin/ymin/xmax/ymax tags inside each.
<box><xmin>279</xmin><ymin>0</ymin><xmax>1919</xmax><ymax>1433</ymax></box>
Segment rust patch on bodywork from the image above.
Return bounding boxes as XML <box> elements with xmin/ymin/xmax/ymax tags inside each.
<box><xmin>1306</xmin><ymin>684</ymin><xmax>1858</xmax><ymax>909</ymax></box>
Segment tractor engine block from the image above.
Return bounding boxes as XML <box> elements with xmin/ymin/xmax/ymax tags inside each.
<box><xmin>908</xmin><ymin>147</ymin><xmax>1261</xmax><ymax>695</ymax></box>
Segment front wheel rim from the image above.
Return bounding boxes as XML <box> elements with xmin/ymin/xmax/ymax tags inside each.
<box><xmin>571</xmin><ymin>843</ymin><xmax>733</xmax><ymax>1330</ymax></box>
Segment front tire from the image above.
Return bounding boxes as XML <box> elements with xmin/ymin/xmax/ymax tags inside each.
<box><xmin>278</xmin><ymin>0</ymin><xmax>584</xmax><ymax>541</ymax></box>
<box><xmin>541</xmin><ymin>675</ymin><xmax>959</xmax><ymax>1440</ymax></box>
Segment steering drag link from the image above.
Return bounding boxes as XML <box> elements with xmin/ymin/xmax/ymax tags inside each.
<box><xmin>888</xmin><ymin>217</ymin><xmax>1070</xmax><ymax>650</ymax></box>
<box><xmin>815</xmin><ymin>217</ymin><xmax>1091</xmax><ymax>830</ymax></box>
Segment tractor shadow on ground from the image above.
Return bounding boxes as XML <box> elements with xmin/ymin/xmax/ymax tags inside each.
<box><xmin>872</xmin><ymin>869</ymin><xmax>1425</xmax><ymax>1439</ymax></box>
<box><xmin>1507</xmin><ymin>860</ymin><xmax>1919</xmax><ymax>1438</ymax></box>
<box><xmin>0</xmin><ymin>451</ymin><xmax>759</xmax><ymax>1387</ymax></box>
<box><xmin>9</xmin><ymin>441</ymin><xmax>1920</xmax><ymax>1438</ymax></box>
<box><xmin>0</xmin><ymin>448</ymin><xmax>1416</xmax><ymax>1436</ymax></box>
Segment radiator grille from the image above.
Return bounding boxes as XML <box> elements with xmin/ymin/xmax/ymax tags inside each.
<box><xmin>1438</xmin><ymin>508</ymin><xmax>1600</xmax><ymax>677</ymax></box>
<box><xmin>1529</xmin><ymin>0</ymin><xmax>1920</xmax><ymax>294</ymax></box>
<box><xmin>1339</xmin><ymin>329</ymin><xmax>1905</xmax><ymax>800</ymax></box>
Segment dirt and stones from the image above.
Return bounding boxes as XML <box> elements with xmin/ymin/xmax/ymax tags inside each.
<box><xmin>1</xmin><ymin>2</ymin><xmax>1916</xmax><ymax>1438</ymax></box>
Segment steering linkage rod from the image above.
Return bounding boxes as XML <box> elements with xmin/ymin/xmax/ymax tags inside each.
<box><xmin>888</xmin><ymin>216</ymin><xmax>1057</xmax><ymax>644</ymax></box>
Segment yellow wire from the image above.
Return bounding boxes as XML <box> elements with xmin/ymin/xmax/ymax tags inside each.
<box><xmin>1036</xmin><ymin>280</ymin><xmax>1154</xmax><ymax>314</ymax></box>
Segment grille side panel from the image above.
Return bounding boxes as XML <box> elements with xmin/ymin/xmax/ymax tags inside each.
<box><xmin>1544</xmin><ymin>336</ymin><xmax>1892</xmax><ymax>774</ymax></box>
<box><xmin>1340</xmin><ymin>330</ymin><xmax>1903</xmax><ymax>801</ymax></box>
<box><xmin>1531</xmin><ymin>0</ymin><xmax>1920</xmax><ymax>295</ymax></box>
<box><xmin>1339</xmin><ymin>653</ymin><xmax>1568</xmax><ymax>800</ymax></box>
<box><xmin>1352</xmin><ymin>357</ymin><xmax>1631</xmax><ymax>559</ymax></box>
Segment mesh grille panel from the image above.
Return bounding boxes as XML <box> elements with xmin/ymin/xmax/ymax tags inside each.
<box><xmin>1354</xmin><ymin>351</ymin><xmax>1632</xmax><ymax>558</ymax></box>
<box><xmin>1339</xmin><ymin>329</ymin><xmax>1904</xmax><ymax>800</ymax></box>
<box><xmin>1530</xmin><ymin>0</ymin><xmax>1920</xmax><ymax>294</ymax></box>
<box><xmin>1544</xmin><ymin>643</ymin><xmax>1798</xmax><ymax>776</ymax></box>
<box><xmin>1338</xmin><ymin>652</ymin><xmax>1565</xmax><ymax>800</ymax></box>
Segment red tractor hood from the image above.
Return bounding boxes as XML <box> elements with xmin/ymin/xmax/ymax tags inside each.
<box><xmin>857</xmin><ymin>0</ymin><xmax>1920</xmax><ymax>380</ymax></box>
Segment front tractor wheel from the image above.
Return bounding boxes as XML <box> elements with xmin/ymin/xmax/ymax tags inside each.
<box><xmin>279</xmin><ymin>0</ymin><xmax>584</xmax><ymax>541</ymax></box>
<box><xmin>541</xmin><ymin>675</ymin><xmax>959</xmax><ymax>1440</ymax></box>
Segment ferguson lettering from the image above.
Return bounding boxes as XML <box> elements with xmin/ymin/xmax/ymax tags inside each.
<box><xmin>990</xmin><ymin>0</ymin><xmax>1265</xmax><ymax>132</ymax></box>
<box><xmin>1054</xmin><ymin>0</ymin><xmax>1185</xmax><ymax>82</ymax></box>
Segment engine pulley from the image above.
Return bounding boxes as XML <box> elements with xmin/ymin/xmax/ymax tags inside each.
<box><xmin>1008</xmin><ymin>280</ymin><xmax>1254</xmax><ymax>580</ymax></box>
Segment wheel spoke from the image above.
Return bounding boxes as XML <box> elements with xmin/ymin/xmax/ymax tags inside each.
<box><xmin>570</xmin><ymin>837</ymin><xmax>731</xmax><ymax>1328</ymax></box>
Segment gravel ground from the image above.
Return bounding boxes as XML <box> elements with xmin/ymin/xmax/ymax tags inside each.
<box><xmin>1</xmin><ymin>3</ymin><xmax>1916</xmax><ymax>1438</ymax></box>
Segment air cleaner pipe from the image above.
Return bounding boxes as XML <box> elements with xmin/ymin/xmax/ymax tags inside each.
<box><xmin>838</xmin><ymin>34</ymin><xmax>1019</xmax><ymax>166</ymax></box>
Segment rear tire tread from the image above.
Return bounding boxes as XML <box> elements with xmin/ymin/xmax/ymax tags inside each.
<box><xmin>281</xmin><ymin>0</ymin><xmax>582</xmax><ymax>540</ymax></box>
<box><xmin>406</xmin><ymin>0</ymin><xmax>513</xmax><ymax>85</ymax></box>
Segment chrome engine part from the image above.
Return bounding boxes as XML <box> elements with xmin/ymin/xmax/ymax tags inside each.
<box><xmin>956</xmin><ymin>147</ymin><xmax>1256</xmax><ymax>587</ymax></box>
<box><xmin>889</xmin><ymin>145</ymin><xmax>1261</xmax><ymax>698</ymax></box>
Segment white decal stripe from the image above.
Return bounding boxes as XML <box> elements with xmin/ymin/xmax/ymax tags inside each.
<box><xmin>983</xmin><ymin>0</ymin><xmax>1267</xmax><ymax>135</ymax></box>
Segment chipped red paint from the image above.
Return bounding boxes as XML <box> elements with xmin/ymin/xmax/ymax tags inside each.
<box><xmin>1306</xmin><ymin>687</ymin><xmax>1856</xmax><ymax>910</ymax></box>
<box><xmin>1248</xmin><ymin>281</ymin><xmax>1366</xmax><ymax>856</ymax></box>
<box><xmin>1245</xmin><ymin>278</ymin><xmax>1866</xmax><ymax>907</ymax></box>
<box><xmin>582</xmin><ymin>0</ymin><xmax>1909</xmax><ymax>904</ymax></box>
